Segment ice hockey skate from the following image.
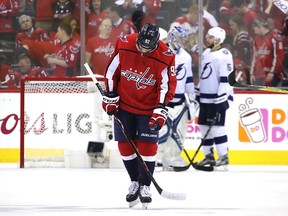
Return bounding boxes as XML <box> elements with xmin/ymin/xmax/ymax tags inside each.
<box><xmin>214</xmin><ymin>154</ymin><xmax>229</xmax><ymax>171</ymax></box>
<box><xmin>196</xmin><ymin>152</ymin><xmax>216</xmax><ymax>167</ymax></box>
<box><xmin>126</xmin><ymin>181</ymin><xmax>140</xmax><ymax>208</ymax></box>
<box><xmin>139</xmin><ymin>185</ymin><xmax>152</xmax><ymax>209</ymax></box>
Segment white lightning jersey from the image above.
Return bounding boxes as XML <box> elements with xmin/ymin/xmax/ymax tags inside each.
<box><xmin>196</xmin><ymin>47</ymin><xmax>234</xmax><ymax>104</ymax></box>
<box><xmin>170</xmin><ymin>47</ymin><xmax>194</xmax><ymax>103</ymax></box>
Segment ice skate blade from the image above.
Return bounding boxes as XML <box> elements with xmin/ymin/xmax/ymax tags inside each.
<box><xmin>214</xmin><ymin>165</ymin><xmax>229</xmax><ymax>171</ymax></box>
<box><xmin>129</xmin><ymin>198</ymin><xmax>140</xmax><ymax>208</ymax></box>
<box><xmin>142</xmin><ymin>202</ymin><xmax>149</xmax><ymax>209</ymax></box>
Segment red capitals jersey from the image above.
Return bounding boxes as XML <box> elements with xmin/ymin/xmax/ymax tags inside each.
<box><xmin>251</xmin><ymin>31</ymin><xmax>284</xmax><ymax>80</ymax></box>
<box><xmin>0</xmin><ymin>63</ymin><xmax>12</xmax><ymax>82</ymax></box>
<box><xmin>105</xmin><ymin>34</ymin><xmax>177</xmax><ymax>115</ymax></box>
<box><xmin>255</xmin><ymin>0</ymin><xmax>287</xmax><ymax>33</ymax></box>
<box><xmin>242</xmin><ymin>9</ymin><xmax>259</xmax><ymax>38</ymax></box>
<box><xmin>86</xmin><ymin>35</ymin><xmax>117</xmax><ymax>76</ymax></box>
<box><xmin>2</xmin><ymin>66</ymin><xmax>48</xmax><ymax>88</ymax></box>
<box><xmin>110</xmin><ymin>19</ymin><xmax>137</xmax><ymax>42</ymax></box>
<box><xmin>0</xmin><ymin>0</ymin><xmax>19</xmax><ymax>32</ymax></box>
<box><xmin>35</xmin><ymin>0</ymin><xmax>54</xmax><ymax>21</ymax></box>
<box><xmin>52</xmin><ymin>39</ymin><xmax>80</xmax><ymax>77</ymax></box>
<box><xmin>16</xmin><ymin>28</ymin><xmax>51</xmax><ymax>48</ymax></box>
<box><xmin>86</xmin><ymin>11</ymin><xmax>106</xmax><ymax>41</ymax></box>
<box><xmin>141</xmin><ymin>0</ymin><xmax>161</xmax><ymax>25</ymax></box>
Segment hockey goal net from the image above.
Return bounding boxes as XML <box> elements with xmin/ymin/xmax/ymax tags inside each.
<box><xmin>20</xmin><ymin>76</ymin><xmax>113</xmax><ymax>168</ymax></box>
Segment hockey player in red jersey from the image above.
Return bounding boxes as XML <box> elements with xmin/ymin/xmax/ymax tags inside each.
<box><xmin>102</xmin><ymin>23</ymin><xmax>176</xmax><ymax>208</ymax></box>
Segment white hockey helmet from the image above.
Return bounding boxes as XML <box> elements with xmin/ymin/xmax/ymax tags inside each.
<box><xmin>159</xmin><ymin>28</ymin><xmax>168</xmax><ymax>41</ymax></box>
<box><xmin>167</xmin><ymin>26</ymin><xmax>188</xmax><ymax>52</ymax></box>
<box><xmin>207</xmin><ymin>27</ymin><xmax>226</xmax><ymax>44</ymax></box>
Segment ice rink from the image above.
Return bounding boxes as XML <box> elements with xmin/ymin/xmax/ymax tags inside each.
<box><xmin>1</xmin><ymin>165</ymin><xmax>288</xmax><ymax>216</ymax></box>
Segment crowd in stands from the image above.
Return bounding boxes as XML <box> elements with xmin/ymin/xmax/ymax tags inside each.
<box><xmin>0</xmin><ymin>0</ymin><xmax>288</xmax><ymax>88</ymax></box>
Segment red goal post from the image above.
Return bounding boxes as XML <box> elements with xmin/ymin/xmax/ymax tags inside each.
<box><xmin>19</xmin><ymin>76</ymin><xmax>113</xmax><ymax>168</ymax></box>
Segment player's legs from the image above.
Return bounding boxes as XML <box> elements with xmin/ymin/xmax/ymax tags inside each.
<box><xmin>114</xmin><ymin>109</ymin><xmax>139</xmax><ymax>205</ymax></box>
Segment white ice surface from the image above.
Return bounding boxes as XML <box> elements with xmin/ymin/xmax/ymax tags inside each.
<box><xmin>0</xmin><ymin>165</ymin><xmax>288</xmax><ymax>216</ymax></box>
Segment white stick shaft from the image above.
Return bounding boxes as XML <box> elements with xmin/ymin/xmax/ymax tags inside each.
<box><xmin>84</xmin><ymin>63</ymin><xmax>98</xmax><ymax>84</ymax></box>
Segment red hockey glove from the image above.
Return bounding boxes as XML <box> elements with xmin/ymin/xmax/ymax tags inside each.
<box><xmin>102</xmin><ymin>92</ymin><xmax>119</xmax><ymax>115</ymax></box>
<box><xmin>149</xmin><ymin>104</ymin><xmax>168</xmax><ymax>131</ymax></box>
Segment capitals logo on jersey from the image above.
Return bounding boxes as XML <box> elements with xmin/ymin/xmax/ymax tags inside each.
<box><xmin>121</xmin><ymin>67</ymin><xmax>156</xmax><ymax>90</ymax></box>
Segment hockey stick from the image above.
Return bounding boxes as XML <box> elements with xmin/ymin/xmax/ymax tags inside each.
<box><xmin>84</xmin><ymin>63</ymin><xmax>186</xmax><ymax>201</ymax></box>
<box><xmin>165</xmin><ymin>108</ymin><xmax>214</xmax><ymax>172</ymax></box>
<box><xmin>228</xmin><ymin>71</ymin><xmax>288</xmax><ymax>94</ymax></box>
<box><xmin>170</xmin><ymin>110</ymin><xmax>218</xmax><ymax>172</ymax></box>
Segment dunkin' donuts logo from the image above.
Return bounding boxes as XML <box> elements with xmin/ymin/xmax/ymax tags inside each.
<box><xmin>238</xmin><ymin>97</ymin><xmax>287</xmax><ymax>143</ymax></box>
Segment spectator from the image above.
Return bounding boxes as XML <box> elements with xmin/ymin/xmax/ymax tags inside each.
<box><xmin>229</xmin><ymin>14</ymin><xmax>253</xmax><ymax>84</ymax></box>
<box><xmin>1</xmin><ymin>53</ymin><xmax>48</xmax><ymax>88</ymax></box>
<box><xmin>141</xmin><ymin>0</ymin><xmax>161</xmax><ymax>26</ymax></box>
<box><xmin>73</xmin><ymin>0</ymin><xmax>90</xmax><ymax>31</ymax></box>
<box><xmin>169</xmin><ymin>4</ymin><xmax>213</xmax><ymax>51</ymax></box>
<box><xmin>15</xmin><ymin>14</ymin><xmax>51</xmax><ymax>48</ymax></box>
<box><xmin>44</xmin><ymin>22</ymin><xmax>80</xmax><ymax>77</ymax></box>
<box><xmin>218</xmin><ymin>1</ymin><xmax>234</xmax><ymax>46</ymax></box>
<box><xmin>19</xmin><ymin>0</ymin><xmax>34</xmax><ymax>12</ymax></box>
<box><xmin>257</xmin><ymin>0</ymin><xmax>288</xmax><ymax>34</ymax></box>
<box><xmin>104</xmin><ymin>4</ymin><xmax>137</xmax><ymax>40</ymax></box>
<box><xmin>50</xmin><ymin>0</ymin><xmax>75</xmax><ymax>32</ymax></box>
<box><xmin>85</xmin><ymin>18</ymin><xmax>116</xmax><ymax>76</ymax></box>
<box><xmin>34</xmin><ymin>0</ymin><xmax>54</xmax><ymax>31</ymax></box>
<box><xmin>115</xmin><ymin>0</ymin><xmax>144</xmax><ymax>20</ymax></box>
<box><xmin>0</xmin><ymin>0</ymin><xmax>20</xmax><ymax>40</ymax></box>
<box><xmin>250</xmin><ymin>19</ymin><xmax>285</xmax><ymax>86</ymax></box>
<box><xmin>115</xmin><ymin>0</ymin><xmax>161</xmax><ymax>27</ymax></box>
<box><xmin>0</xmin><ymin>54</ymin><xmax>12</xmax><ymax>85</ymax></box>
<box><xmin>15</xmin><ymin>40</ymin><xmax>55</xmax><ymax>68</ymax></box>
<box><xmin>86</xmin><ymin>0</ymin><xmax>106</xmax><ymax>41</ymax></box>
<box><xmin>231</xmin><ymin>0</ymin><xmax>260</xmax><ymax>38</ymax></box>
<box><xmin>51</xmin><ymin>14</ymin><xmax>81</xmax><ymax>47</ymax></box>
<box><xmin>202</xmin><ymin>0</ymin><xmax>219</xmax><ymax>28</ymax></box>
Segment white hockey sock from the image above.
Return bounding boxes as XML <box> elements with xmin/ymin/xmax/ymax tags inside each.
<box><xmin>215</xmin><ymin>143</ymin><xmax>228</xmax><ymax>157</ymax></box>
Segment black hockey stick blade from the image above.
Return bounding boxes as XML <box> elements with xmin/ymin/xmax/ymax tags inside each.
<box><xmin>228</xmin><ymin>71</ymin><xmax>288</xmax><ymax>94</ymax></box>
<box><xmin>172</xmin><ymin>162</ymin><xmax>214</xmax><ymax>172</ymax></box>
<box><xmin>228</xmin><ymin>71</ymin><xmax>237</xmax><ymax>87</ymax></box>
<box><xmin>191</xmin><ymin>163</ymin><xmax>214</xmax><ymax>171</ymax></box>
<box><xmin>172</xmin><ymin>164</ymin><xmax>191</xmax><ymax>172</ymax></box>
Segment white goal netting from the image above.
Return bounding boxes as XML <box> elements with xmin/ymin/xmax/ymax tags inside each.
<box><xmin>20</xmin><ymin>76</ymin><xmax>114</xmax><ymax>168</ymax></box>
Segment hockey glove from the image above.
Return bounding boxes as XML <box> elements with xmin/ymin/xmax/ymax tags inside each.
<box><xmin>149</xmin><ymin>104</ymin><xmax>168</xmax><ymax>131</ymax></box>
<box><xmin>102</xmin><ymin>91</ymin><xmax>120</xmax><ymax>115</ymax></box>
